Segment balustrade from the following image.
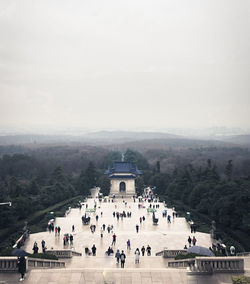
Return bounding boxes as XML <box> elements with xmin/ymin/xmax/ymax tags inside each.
<box><xmin>163</xmin><ymin>249</ymin><xmax>187</xmax><ymax>258</ymax></box>
<box><xmin>46</xmin><ymin>250</ymin><xmax>72</xmax><ymax>258</ymax></box>
<box><xmin>0</xmin><ymin>256</ymin><xmax>65</xmax><ymax>272</ymax></box>
<box><xmin>168</xmin><ymin>256</ymin><xmax>244</xmax><ymax>274</ymax></box>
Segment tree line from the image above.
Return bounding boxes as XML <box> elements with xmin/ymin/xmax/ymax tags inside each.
<box><xmin>0</xmin><ymin>145</ymin><xmax>249</xmax><ymax>252</ymax></box>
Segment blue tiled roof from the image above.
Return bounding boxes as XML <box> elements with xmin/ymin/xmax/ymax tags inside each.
<box><xmin>104</xmin><ymin>162</ymin><xmax>142</xmax><ymax>176</ymax></box>
<box><xmin>109</xmin><ymin>175</ymin><xmax>137</xmax><ymax>179</ymax></box>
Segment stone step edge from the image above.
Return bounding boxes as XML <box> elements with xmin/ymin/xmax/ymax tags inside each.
<box><xmin>29</xmin><ymin>267</ymin><xmax>187</xmax><ymax>272</ymax></box>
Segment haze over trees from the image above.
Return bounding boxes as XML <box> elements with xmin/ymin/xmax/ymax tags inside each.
<box><xmin>0</xmin><ymin>139</ymin><xmax>250</xmax><ymax>252</ymax></box>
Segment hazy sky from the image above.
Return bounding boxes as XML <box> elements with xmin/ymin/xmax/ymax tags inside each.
<box><xmin>0</xmin><ymin>0</ymin><xmax>250</xmax><ymax>132</ymax></box>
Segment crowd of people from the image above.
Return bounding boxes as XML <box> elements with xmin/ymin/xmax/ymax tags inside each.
<box><xmin>28</xmin><ymin>190</ymin><xmax>203</xmax><ymax>271</ymax></box>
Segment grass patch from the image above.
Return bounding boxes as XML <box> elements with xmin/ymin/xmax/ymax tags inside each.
<box><xmin>232</xmin><ymin>276</ymin><xmax>250</xmax><ymax>284</ymax></box>
<box><xmin>0</xmin><ymin>195</ymin><xmax>83</xmax><ymax>256</ymax></box>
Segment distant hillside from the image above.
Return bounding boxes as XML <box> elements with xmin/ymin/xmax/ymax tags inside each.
<box><xmin>83</xmin><ymin>130</ymin><xmax>180</xmax><ymax>141</ymax></box>
<box><xmin>0</xmin><ymin>131</ymin><xmax>248</xmax><ymax>150</ymax></box>
<box><xmin>0</xmin><ymin>131</ymin><xmax>181</xmax><ymax>145</ymax></box>
<box><xmin>105</xmin><ymin>137</ymin><xmax>235</xmax><ymax>152</ymax></box>
<box><xmin>217</xmin><ymin>135</ymin><xmax>250</xmax><ymax>146</ymax></box>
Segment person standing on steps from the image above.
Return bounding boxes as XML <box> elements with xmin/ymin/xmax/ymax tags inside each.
<box><xmin>141</xmin><ymin>246</ymin><xmax>145</xmax><ymax>256</ymax></box>
<box><xmin>17</xmin><ymin>256</ymin><xmax>26</xmax><ymax>282</ymax></box>
<box><xmin>127</xmin><ymin>239</ymin><xmax>131</xmax><ymax>250</ymax></box>
<box><xmin>136</xmin><ymin>224</ymin><xmax>139</xmax><ymax>233</ymax></box>
<box><xmin>146</xmin><ymin>245</ymin><xmax>151</xmax><ymax>256</ymax></box>
<box><xmin>115</xmin><ymin>249</ymin><xmax>121</xmax><ymax>264</ymax></box>
<box><xmin>112</xmin><ymin>233</ymin><xmax>116</xmax><ymax>245</ymax></box>
<box><xmin>120</xmin><ymin>250</ymin><xmax>126</xmax><ymax>268</ymax></box>
<box><xmin>135</xmin><ymin>248</ymin><xmax>140</xmax><ymax>263</ymax></box>
<box><xmin>92</xmin><ymin>244</ymin><xmax>96</xmax><ymax>256</ymax></box>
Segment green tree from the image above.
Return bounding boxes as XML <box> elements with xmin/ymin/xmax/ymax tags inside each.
<box><xmin>98</xmin><ymin>175</ymin><xmax>110</xmax><ymax>196</ymax></box>
<box><xmin>225</xmin><ymin>160</ymin><xmax>233</xmax><ymax>181</ymax></box>
<box><xmin>85</xmin><ymin>162</ymin><xmax>97</xmax><ymax>189</ymax></box>
<box><xmin>135</xmin><ymin>176</ymin><xmax>145</xmax><ymax>196</ymax></box>
<box><xmin>124</xmin><ymin>149</ymin><xmax>149</xmax><ymax>169</ymax></box>
<box><xmin>156</xmin><ymin>161</ymin><xmax>160</xmax><ymax>173</ymax></box>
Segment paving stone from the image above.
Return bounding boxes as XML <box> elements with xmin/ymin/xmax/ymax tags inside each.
<box><xmin>3</xmin><ymin>189</ymin><xmax>247</xmax><ymax>284</ymax></box>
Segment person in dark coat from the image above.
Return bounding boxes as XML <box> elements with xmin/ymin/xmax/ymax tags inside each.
<box><xmin>120</xmin><ymin>250</ymin><xmax>126</xmax><ymax>268</ymax></box>
<box><xmin>17</xmin><ymin>256</ymin><xmax>26</xmax><ymax>281</ymax></box>
<box><xmin>92</xmin><ymin>244</ymin><xmax>96</xmax><ymax>256</ymax></box>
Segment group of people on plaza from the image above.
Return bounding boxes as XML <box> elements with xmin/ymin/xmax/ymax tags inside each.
<box><xmin>186</xmin><ymin>235</ymin><xmax>197</xmax><ymax>248</ymax></box>
<box><xmin>113</xmin><ymin>211</ymin><xmax>132</xmax><ymax>219</ymax></box>
<box><xmin>63</xmin><ymin>233</ymin><xmax>74</xmax><ymax>246</ymax></box>
<box><xmin>28</xmin><ymin>191</ymin><xmax>207</xmax><ymax>272</ymax></box>
<box><xmin>32</xmin><ymin>240</ymin><xmax>47</xmax><ymax>254</ymax></box>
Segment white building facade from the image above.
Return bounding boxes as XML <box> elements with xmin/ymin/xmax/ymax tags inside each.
<box><xmin>105</xmin><ymin>162</ymin><xmax>142</xmax><ymax>197</ymax></box>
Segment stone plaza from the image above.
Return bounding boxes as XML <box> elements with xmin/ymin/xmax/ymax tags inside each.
<box><xmin>1</xmin><ymin>188</ymin><xmax>249</xmax><ymax>283</ymax></box>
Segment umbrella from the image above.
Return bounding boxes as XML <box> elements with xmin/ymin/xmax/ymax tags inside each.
<box><xmin>187</xmin><ymin>246</ymin><xmax>215</xmax><ymax>257</ymax></box>
<box><xmin>12</xmin><ymin>248</ymin><xmax>27</xmax><ymax>257</ymax></box>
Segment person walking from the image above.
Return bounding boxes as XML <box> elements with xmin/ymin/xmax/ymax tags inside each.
<box><xmin>127</xmin><ymin>239</ymin><xmax>131</xmax><ymax>250</ymax></box>
<box><xmin>120</xmin><ymin>250</ymin><xmax>126</xmax><ymax>268</ymax></box>
<box><xmin>112</xmin><ymin>233</ymin><xmax>116</xmax><ymax>245</ymax></box>
<box><xmin>32</xmin><ymin>242</ymin><xmax>39</xmax><ymax>254</ymax></box>
<box><xmin>17</xmin><ymin>256</ymin><xmax>26</xmax><ymax>282</ymax></box>
<box><xmin>135</xmin><ymin>248</ymin><xmax>140</xmax><ymax>263</ymax></box>
<box><xmin>188</xmin><ymin>236</ymin><xmax>192</xmax><ymax>247</ymax></box>
<box><xmin>100</xmin><ymin>228</ymin><xmax>104</xmax><ymax>238</ymax></box>
<box><xmin>92</xmin><ymin>244</ymin><xmax>96</xmax><ymax>256</ymax></box>
<box><xmin>72</xmin><ymin>225</ymin><xmax>75</xmax><ymax>232</ymax></box>
<box><xmin>141</xmin><ymin>246</ymin><xmax>145</xmax><ymax>256</ymax></box>
<box><xmin>146</xmin><ymin>245</ymin><xmax>151</xmax><ymax>256</ymax></box>
<box><xmin>70</xmin><ymin>234</ymin><xmax>73</xmax><ymax>245</ymax></box>
<box><xmin>192</xmin><ymin>236</ymin><xmax>197</xmax><ymax>246</ymax></box>
<box><xmin>115</xmin><ymin>249</ymin><xmax>121</xmax><ymax>264</ymax></box>
<box><xmin>41</xmin><ymin>240</ymin><xmax>46</xmax><ymax>253</ymax></box>
<box><xmin>136</xmin><ymin>224</ymin><xmax>139</xmax><ymax>233</ymax></box>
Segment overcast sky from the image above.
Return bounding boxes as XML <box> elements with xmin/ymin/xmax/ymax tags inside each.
<box><xmin>0</xmin><ymin>0</ymin><xmax>250</xmax><ymax>132</ymax></box>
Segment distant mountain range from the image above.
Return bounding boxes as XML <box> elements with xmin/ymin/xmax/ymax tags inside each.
<box><xmin>0</xmin><ymin>131</ymin><xmax>249</xmax><ymax>147</ymax></box>
<box><xmin>214</xmin><ymin>134</ymin><xmax>250</xmax><ymax>145</ymax></box>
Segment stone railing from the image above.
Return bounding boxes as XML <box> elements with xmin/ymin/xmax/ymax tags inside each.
<box><xmin>72</xmin><ymin>251</ymin><xmax>82</xmax><ymax>256</ymax></box>
<box><xmin>168</xmin><ymin>257</ymin><xmax>244</xmax><ymax>274</ymax></box>
<box><xmin>236</xmin><ymin>252</ymin><xmax>250</xmax><ymax>257</ymax></box>
<box><xmin>155</xmin><ymin>247</ymin><xmax>167</xmax><ymax>256</ymax></box>
<box><xmin>28</xmin><ymin>257</ymin><xmax>65</xmax><ymax>269</ymax></box>
<box><xmin>46</xmin><ymin>250</ymin><xmax>72</xmax><ymax>258</ymax></box>
<box><xmin>168</xmin><ymin>259</ymin><xmax>194</xmax><ymax>268</ymax></box>
<box><xmin>0</xmin><ymin>257</ymin><xmax>19</xmax><ymax>272</ymax></box>
<box><xmin>0</xmin><ymin>257</ymin><xmax>65</xmax><ymax>272</ymax></box>
<box><xmin>193</xmin><ymin>257</ymin><xmax>244</xmax><ymax>274</ymax></box>
<box><xmin>163</xmin><ymin>249</ymin><xmax>187</xmax><ymax>258</ymax></box>
<box><xmin>46</xmin><ymin>249</ymin><xmax>82</xmax><ymax>258</ymax></box>
<box><xmin>155</xmin><ymin>250</ymin><xmax>164</xmax><ymax>256</ymax></box>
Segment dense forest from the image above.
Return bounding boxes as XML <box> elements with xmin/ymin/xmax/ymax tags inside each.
<box><xmin>0</xmin><ymin>143</ymin><xmax>250</xmax><ymax>253</ymax></box>
<box><xmin>146</xmin><ymin>159</ymin><xmax>250</xmax><ymax>251</ymax></box>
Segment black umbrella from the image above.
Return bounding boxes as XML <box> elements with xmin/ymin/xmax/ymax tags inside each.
<box><xmin>12</xmin><ymin>248</ymin><xmax>27</xmax><ymax>257</ymax></box>
<box><xmin>187</xmin><ymin>246</ymin><xmax>215</xmax><ymax>257</ymax></box>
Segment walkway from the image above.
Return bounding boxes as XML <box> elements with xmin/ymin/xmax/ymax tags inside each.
<box><xmin>23</xmin><ymin>193</ymin><xmax>212</xmax><ymax>269</ymax></box>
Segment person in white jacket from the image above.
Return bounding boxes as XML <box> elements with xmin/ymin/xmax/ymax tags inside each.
<box><xmin>135</xmin><ymin>248</ymin><xmax>140</xmax><ymax>264</ymax></box>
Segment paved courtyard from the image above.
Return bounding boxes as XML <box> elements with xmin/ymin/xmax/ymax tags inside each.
<box><xmin>23</xmin><ymin>189</ymin><xmax>212</xmax><ymax>269</ymax></box>
<box><xmin>1</xmin><ymin>189</ymin><xmax>250</xmax><ymax>283</ymax></box>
